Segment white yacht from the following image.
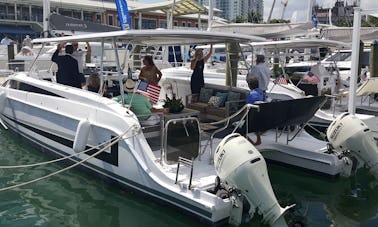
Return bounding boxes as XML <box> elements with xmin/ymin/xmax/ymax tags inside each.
<box><xmin>0</xmin><ymin>29</ymin><xmax>295</xmax><ymax>226</ymax></box>
<box><xmin>1</xmin><ymin>29</ymin><xmax>377</xmax><ymax>226</ymax></box>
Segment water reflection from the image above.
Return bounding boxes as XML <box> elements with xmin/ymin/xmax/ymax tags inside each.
<box><xmin>268</xmin><ymin>164</ymin><xmax>378</xmax><ymax>227</ymax></box>
<box><xmin>1</xmin><ymin>128</ymin><xmax>378</xmax><ymax>227</ymax></box>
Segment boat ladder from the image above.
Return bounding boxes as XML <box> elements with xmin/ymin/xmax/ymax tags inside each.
<box><xmin>175</xmin><ymin>157</ymin><xmax>194</xmax><ymax>190</ymax></box>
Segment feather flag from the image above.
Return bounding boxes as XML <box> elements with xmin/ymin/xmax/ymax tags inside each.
<box><xmin>115</xmin><ymin>0</ymin><xmax>131</xmax><ymax>30</ymax></box>
<box><xmin>136</xmin><ymin>80</ymin><xmax>161</xmax><ymax>104</ymax></box>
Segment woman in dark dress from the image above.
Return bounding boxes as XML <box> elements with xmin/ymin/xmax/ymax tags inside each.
<box><xmin>190</xmin><ymin>45</ymin><xmax>213</xmax><ymax>99</ymax></box>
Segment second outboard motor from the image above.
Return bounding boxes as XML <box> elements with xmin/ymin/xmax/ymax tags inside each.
<box><xmin>327</xmin><ymin>113</ymin><xmax>378</xmax><ymax>179</ymax></box>
<box><xmin>214</xmin><ymin>133</ymin><xmax>294</xmax><ymax>226</ymax></box>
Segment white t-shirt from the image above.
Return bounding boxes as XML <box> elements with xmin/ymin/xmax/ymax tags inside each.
<box><xmin>246</xmin><ymin>63</ymin><xmax>271</xmax><ymax>91</ymax></box>
<box><xmin>72</xmin><ymin>50</ymin><xmax>86</xmax><ymax>74</ymax></box>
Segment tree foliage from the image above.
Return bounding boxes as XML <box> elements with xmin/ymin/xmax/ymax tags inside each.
<box><xmin>269</xmin><ymin>19</ymin><xmax>291</xmax><ymax>24</ymax></box>
<box><xmin>362</xmin><ymin>16</ymin><xmax>378</xmax><ymax>27</ymax></box>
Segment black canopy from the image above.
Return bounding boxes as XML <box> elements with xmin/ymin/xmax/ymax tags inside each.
<box><xmin>49</xmin><ymin>13</ymin><xmax>119</xmax><ymax>35</ymax></box>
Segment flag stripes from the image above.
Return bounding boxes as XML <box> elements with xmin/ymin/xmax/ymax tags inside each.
<box><xmin>273</xmin><ymin>77</ymin><xmax>288</xmax><ymax>85</ymax></box>
<box><xmin>136</xmin><ymin>80</ymin><xmax>161</xmax><ymax>104</ymax></box>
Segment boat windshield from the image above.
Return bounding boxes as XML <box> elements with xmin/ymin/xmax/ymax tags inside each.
<box><xmin>324</xmin><ymin>52</ymin><xmax>352</xmax><ymax>62</ymax></box>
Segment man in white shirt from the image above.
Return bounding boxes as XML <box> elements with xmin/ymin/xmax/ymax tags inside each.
<box><xmin>1</xmin><ymin>35</ymin><xmax>13</xmax><ymax>45</ymax></box>
<box><xmin>72</xmin><ymin>41</ymin><xmax>91</xmax><ymax>87</ymax></box>
<box><xmin>246</xmin><ymin>55</ymin><xmax>271</xmax><ymax>93</ymax></box>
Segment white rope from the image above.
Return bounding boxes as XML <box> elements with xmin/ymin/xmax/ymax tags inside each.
<box><xmin>0</xmin><ymin>124</ymin><xmax>139</xmax><ymax>192</ymax></box>
<box><xmin>0</xmin><ymin>125</ymin><xmax>139</xmax><ymax>169</ymax></box>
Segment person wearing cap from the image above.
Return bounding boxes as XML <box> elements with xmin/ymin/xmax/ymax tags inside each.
<box><xmin>246</xmin><ymin>54</ymin><xmax>271</xmax><ymax>93</ymax></box>
<box><xmin>113</xmin><ymin>79</ymin><xmax>165</xmax><ymax>125</ymax></box>
<box><xmin>51</xmin><ymin>43</ymin><xmax>82</xmax><ymax>88</ymax></box>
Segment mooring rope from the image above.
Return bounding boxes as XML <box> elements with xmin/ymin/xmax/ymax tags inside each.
<box><xmin>0</xmin><ymin>125</ymin><xmax>139</xmax><ymax>169</ymax></box>
<box><xmin>0</xmin><ymin>124</ymin><xmax>139</xmax><ymax>192</ymax></box>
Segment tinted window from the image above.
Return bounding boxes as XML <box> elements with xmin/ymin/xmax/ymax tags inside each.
<box><xmin>8</xmin><ymin>80</ymin><xmax>62</xmax><ymax>97</ymax></box>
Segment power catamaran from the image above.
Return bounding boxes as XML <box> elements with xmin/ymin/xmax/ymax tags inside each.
<box><xmin>0</xmin><ymin>29</ymin><xmax>296</xmax><ymax>226</ymax></box>
<box><xmin>159</xmin><ymin>37</ymin><xmax>378</xmax><ymax>178</ymax></box>
<box><xmin>1</xmin><ymin>29</ymin><xmax>378</xmax><ymax>226</ymax></box>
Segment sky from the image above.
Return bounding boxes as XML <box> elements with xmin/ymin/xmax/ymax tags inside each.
<box><xmin>137</xmin><ymin>0</ymin><xmax>378</xmax><ymax>22</ymax></box>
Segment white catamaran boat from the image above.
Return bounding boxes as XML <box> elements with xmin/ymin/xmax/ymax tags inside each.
<box><xmin>1</xmin><ymin>29</ymin><xmax>378</xmax><ymax>226</ymax></box>
<box><xmin>0</xmin><ymin>29</ymin><xmax>296</xmax><ymax>226</ymax></box>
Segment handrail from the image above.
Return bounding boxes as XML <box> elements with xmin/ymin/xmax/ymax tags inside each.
<box><xmin>200</xmin><ymin>104</ymin><xmax>260</xmax><ymax>163</ymax></box>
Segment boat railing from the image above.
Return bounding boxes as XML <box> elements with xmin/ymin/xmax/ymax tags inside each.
<box><xmin>199</xmin><ymin>104</ymin><xmax>260</xmax><ymax>164</ymax></box>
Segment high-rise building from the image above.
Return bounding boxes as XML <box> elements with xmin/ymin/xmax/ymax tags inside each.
<box><xmin>196</xmin><ymin>0</ymin><xmax>263</xmax><ymax>21</ymax></box>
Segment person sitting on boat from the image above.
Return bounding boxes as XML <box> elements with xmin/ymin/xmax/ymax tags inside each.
<box><xmin>190</xmin><ymin>45</ymin><xmax>213</xmax><ymax>101</ymax></box>
<box><xmin>139</xmin><ymin>55</ymin><xmax>162</xmax><ymax>86</ymax></box>
<box><xmin>245</xmin><ymin>77</ymin><xmax>266</xmax><ymax>146</ymax></box>
<box><xmin>21</xmin><ymin>46</ymin><xmax>33</xmax><ymax>56</ymax></box>
<box><xmin>72</xmin><ymin>41</ymin><xmax>91</xmax><ymax>88</ymax></box>
<box><xmin>51</xmin><ymin>43</ymin><xmax>82</xmax><ymax>89</ymax></box>
<box><xmin>113</xmin><ymin>79</ymin><xmax>165</xmax><ymax>126</ymax></box>
<box><xmin>85</xmin><ymin>73</ymin><xmax>112</xmax><ymax>98</ymax></box>
<box><xmin>246</xmin><ymin>54</ymin><xmax>271</xmax><ymax>94</ymax></box>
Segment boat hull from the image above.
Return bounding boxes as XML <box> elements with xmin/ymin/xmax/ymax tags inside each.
<box><xmin>0</xmin><ymin>74</ymin><xmax>232</xmax><ymax>225</ymax></box>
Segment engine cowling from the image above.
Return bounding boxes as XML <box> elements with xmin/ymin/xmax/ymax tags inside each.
<box><xmin>214</xmin><ymin>133</ymin><xmax>293</xmax><ymax>226</ymax></box>
<box><xmin>327</xmin><ymin>113</ymin><xmax>378</xmax><ymax>179</ymax></box>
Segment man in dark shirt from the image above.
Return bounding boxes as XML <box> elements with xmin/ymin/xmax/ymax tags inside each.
<box><xmin>51</xmin><ymin>43</ymin><xmax>82</xmax><ymax>88</ymax></box>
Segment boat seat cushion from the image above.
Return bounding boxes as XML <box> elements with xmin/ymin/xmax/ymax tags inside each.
<box><xmin>215</xmin><ymin>92</ymin><xmax>228</xmax><ymax>107</ymax></box>
<box><xmin>206</xmin><ymin>106</ymin><xmax>226</xmax><ymax>118</ymax></box>
<box><xmin>188</xmin><ymin>102</ymin><xmax>208</xmax><ymax>113</ymax></box>
<box><xmin>227</xmin><ymin>91</ymin><xmax>241</xmax><ymax>111</ymax></box>
<box><xmin>199</xmin><ymin>88</ymin><xmax>213</xmax><ymax>103</ymax></box>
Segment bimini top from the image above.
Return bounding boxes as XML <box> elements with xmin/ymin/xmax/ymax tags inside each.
<box><xmin>250</xmin><ymin>38</ymin><xmax>350</xmax><ymax>50</ymax></box>
<box><xmin>32</xmin><ymin>29</ymin><xmax>266</xmax><ymax>46</ymax></box>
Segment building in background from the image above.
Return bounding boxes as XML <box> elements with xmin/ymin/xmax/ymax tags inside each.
<box><xmin>196</xmin><ymin>0</ymin><xmax>263</xmax><ymax>22</ymax></box>
<box><xmin>0</xmin><ymin>0</ymin><xmax>213</xmax><ymax>44</ymax></box>
<box><xmin>314</xmin><ymin>0</ymin><xmax>356</xmax><ymax>26</ymax></box>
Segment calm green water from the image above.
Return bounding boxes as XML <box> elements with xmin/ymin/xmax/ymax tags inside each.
<box><xmin>0</xmin><ymin>128</ymin><xmax>377</xmax><ymax>227</ymax></box>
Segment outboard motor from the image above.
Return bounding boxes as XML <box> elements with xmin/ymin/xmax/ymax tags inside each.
<box><xmin>214</xmin><ymin>133</ymin><xmax>294</xmax><ymax>226</ymax></box>
<box><xmin>327</xmin><ymin>113</ymin><xmax>378</xmax><ymax>179</ymax></box>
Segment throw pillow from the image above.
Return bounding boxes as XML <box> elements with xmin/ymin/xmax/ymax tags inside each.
<box><xmin>208</xmin><ymin>96</ymin><xmax>222</xmax><ymax>107</ymax></box>
<box><xmin>227</xmin><ymin>92</ymin><xmax>241</xmax><ymax>110</ymax></box>
<box><xmin>199</xmin><ymin>88</ymin><xmax>213</xmax><ymax>103</ymax></box>
<box><xmin>215</xmin><ymin>92</ymin><xmax>228</xmax><ymax>107</ymax></box>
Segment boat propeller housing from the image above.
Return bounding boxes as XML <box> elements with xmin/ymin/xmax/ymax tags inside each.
<box><xmin>214</xmin><ymin>133</ymin><xmax>294</xmax><ymax>226</ymax></box>
<box><xmin>327</xmin><ymin>113</ymin><xmax>378</xmax><ymax>179</ymax></box>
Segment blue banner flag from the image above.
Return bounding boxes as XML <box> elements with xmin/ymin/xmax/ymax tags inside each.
<box><xmin>115</xmin><ymin>0</ymin><xmax>131</xmax><ymax>30</ymax></box>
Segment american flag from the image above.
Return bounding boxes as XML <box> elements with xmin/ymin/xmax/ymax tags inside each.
<box><xmin>136</xmin><ymin>80</ymin><xmax>161</xmax><ymax>104</ymax></box>
<box><xmin>303</xmin><ymin>72</ymin><xmax>320</xmax><ymax>84</ymax></box>
<box><xmin>273</xmin><ymin>77</ymin><xmax>288</xmax><ymax>85</ymax></box>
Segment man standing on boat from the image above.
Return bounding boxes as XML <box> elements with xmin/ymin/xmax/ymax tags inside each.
<box><xmin>1</xmin><ymin>35</ymin><xmax>13</xmax><ymax>45</ymax></box>
<box><xmin>52</xmin><ymin>43</ymin><xmax>82</xmax><ymax>89</ymax></box>
<box><xmin>246</xmin><ymin>55</ymin><xmax>271</xmax><ymax>94</ymax></box>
